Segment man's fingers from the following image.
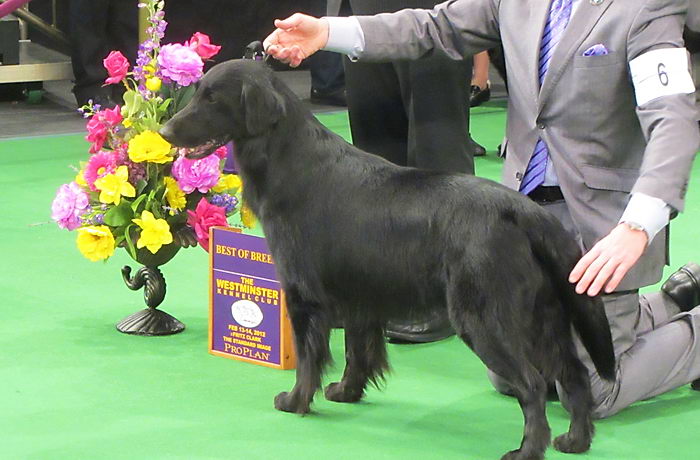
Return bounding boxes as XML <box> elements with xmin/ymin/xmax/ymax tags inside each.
<box><xmin>575</xmin><ymin>252</ymin><xmax>608</xmax><ymax>294</ymax></box>
<box><xmin>569</xmin><ymin>247</ymin><xmax>600</xmax><ymax>283</ymax></box>
<box><xmin>605</xmin><ymin>263</ymin><xmax>630</xmax><ymax>294</ymax></box>
<box><xmin>274</xmin><ymin>13</ymin><xmax>305</xmax><ymax>31</ymax></box>
<box><xmin>587</xmin><ymin>258</ymin><xmax>618</xmax><ymax>297</ymax></box>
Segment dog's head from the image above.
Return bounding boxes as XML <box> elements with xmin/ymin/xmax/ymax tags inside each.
<box><xmin>159</xmin><ymin>59</ymin><xmax>287</xmax><ymax>158</ymax></box>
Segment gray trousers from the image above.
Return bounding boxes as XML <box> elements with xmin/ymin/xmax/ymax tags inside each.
<box><xmin>488</xmin><ymin>201</ymin><xmax>700</xmax><ymax>419</ymax></box>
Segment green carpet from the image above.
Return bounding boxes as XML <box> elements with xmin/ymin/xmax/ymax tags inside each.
<box><xmin>1</xmin><ymin>107</ymin><xmax>699</xmax><ymax>460</ymax></box>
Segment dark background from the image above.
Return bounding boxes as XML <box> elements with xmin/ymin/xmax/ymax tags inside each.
<box><xmin>27</xmin><ymin>0</ymin><xmax>323</xmax><ymax>59</ymax></box>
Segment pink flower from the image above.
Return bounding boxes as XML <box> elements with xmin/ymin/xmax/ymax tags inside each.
<box><xmin>103</xmin><ymin>51</ymin><xmax>130</xmax><ymax>85</ymax></box>
<box><xmin>187</xmin><ymin>198</ymin><xmax>228</xmax><ymax>251</ymax></box>
<box><xmin>86</xmin><ymin>117</ymin><xmax>108</xmax><ymax>154</ymax></box>
<box><xmin>51</xmin><ymin>182</ymin><xmax>90</xmax><ymax>230</ymax></box>
<box><xmin>214</xmin><ymin>145</ymin><xmax>228</xmax><ymax>159</ymax></box>
<box><xmin>157</xmin><ymin>43</ymin><xmax>203</xmax><ymax>86</ymax></box>
<box><xmin>186</xmin><ymin>32</ymin><xmax>221</xmax><ymax>60</ymax></box>
<box><xmin>171</xmin><ymin>151</ymin><xmax>221</xmax><ymax>193</ymax></box>
<box><xmin>84</xmin><ymin>150</ymin><xmax>119</xmax><ymax>191</ymax></box>
<box><xmin>100</xmin><ymin>105</ymin><xmax>123</xmax><ymax>127</ymax></box>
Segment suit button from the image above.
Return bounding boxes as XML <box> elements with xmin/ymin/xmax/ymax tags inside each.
<box><xmin>516</xmin><ymin>172</ymin><xmax>523</xmax><ymax>181</ymax></box>
<box><xmin>537</xmin><ymin>123</ymin><xmax>546</xmax><ymax>130</ymax></box>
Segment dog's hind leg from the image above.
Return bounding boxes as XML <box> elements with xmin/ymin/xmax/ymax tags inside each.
<box><xmin>472</xmin><ymin>343</ymin><xmax>551</xmax><ymax>460</ymax></box>
<box><xmin>325</xmin><ymin>321</ymin><xmax>389</xmax><ymax>403</ymax></box>
<box><xmin>552</xmin><ymin>352</ymin><xmax>595</xmax><ymax>453</ymax></box>
<box><xmin>274</xmin><ymin>288</ymin><xmax>332</xmax><ymax>414</ymax></box>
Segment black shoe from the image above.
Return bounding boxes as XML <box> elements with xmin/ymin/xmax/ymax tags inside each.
<box><xmin>386</xmin><ymin>309</ymin><xmax>455</xmax><ymax>344</ymax></box>
<box><xmin>470</xmin><ymin>137</ymin><xmax>486</xmax><ymax>157</ymax></box>
<box><xmin>692</xmin><ymin>379</ymin><xmax>700</xmax><ymax>391</ymax></box>
<box><xmin>310</xmin><ymin>87</ymin><xmax>347</xmax><ymax>107</ymax></box>
<box><xmin>469</xmin><ymin>84</ymin><xmax>491</xmax><ymax>107</ymax></box>
<box><xmin>661</xmin><ymin>262</ymin><xmax>700</xmax><ymax>312</ymax></box>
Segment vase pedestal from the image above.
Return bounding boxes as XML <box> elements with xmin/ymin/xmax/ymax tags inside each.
<box><xmin>117</xmin><ymin>260</ymin><xmax>185</xmax><ymax>336</ymax></box>
<box><xmin>116</xmin><ymin>307</ymin><xmax>185</xmax><ymax>336</ymax></box>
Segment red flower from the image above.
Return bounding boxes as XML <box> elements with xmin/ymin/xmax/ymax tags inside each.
<box><xmin>187</xmin><ymin>198</ymin><xmax>228</xmax><ymax>251</ymax></box>
<box><xmin>186</xmin><ymin>32</ymin><xmax>222</xmax><ymax>60</ymax></box>
<box><xmin>103</xmin><ymin>51</ymin><xmax>130</xmax><ymax>85</ymax></box>
<box><xmin>86</xmin><ymin>117</ymin><xmax>108</xmax><ymax>154</ymax></box>
<box><xmin>214</xmin><ymin>145</ymin><xmax>228</xmax><ymax>159</ymax></box>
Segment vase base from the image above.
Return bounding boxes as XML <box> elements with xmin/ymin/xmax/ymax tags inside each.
<box><xmin>116</xmin><ymin>308</ymin><xmax>185</xmax><ymax>336</ymax></box>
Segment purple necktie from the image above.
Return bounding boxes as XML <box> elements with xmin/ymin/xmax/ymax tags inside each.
<box><xmin>520</xmin><ymin>0</ymin><xmax>574</xmax><ymax>195</ymax></box>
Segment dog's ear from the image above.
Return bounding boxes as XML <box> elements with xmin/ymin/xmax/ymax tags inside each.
<box><xmin>240</xmin><ymin>78</ymin><xmax>287</xmax><ymax>137</ymax></box>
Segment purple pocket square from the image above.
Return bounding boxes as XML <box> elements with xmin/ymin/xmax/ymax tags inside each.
<box><xmin>583</xmin><ymin>44</ymin><xmax>609</xmax><ymax>56</ymax></box>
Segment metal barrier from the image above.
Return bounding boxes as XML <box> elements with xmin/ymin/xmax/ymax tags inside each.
<box><xmin>0</xmin><ymin>0</ymin><xmax>72</xmax><ymax>87</ymax></box>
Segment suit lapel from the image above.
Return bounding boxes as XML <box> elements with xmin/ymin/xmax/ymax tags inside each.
<box><xmin>537</xmin><ymin>0</ymin><xmax>614</xmax><ymax>111</ymax></box>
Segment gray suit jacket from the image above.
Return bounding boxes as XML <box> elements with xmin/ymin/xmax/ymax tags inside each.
<box><xmin>689</xmin><ymin>0</ymin><xmax>700</xmax><ymax>32</ymax></box>
<box><xmin>355</xmin><ymin>0</ymin><xmax>700</xmax><ymax>290</ymax></box>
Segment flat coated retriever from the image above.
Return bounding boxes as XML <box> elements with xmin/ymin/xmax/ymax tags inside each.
<box><xmin>160</xmin><ymin>59</ymin><xmax>615</xmax><ymax>460</ymax></box>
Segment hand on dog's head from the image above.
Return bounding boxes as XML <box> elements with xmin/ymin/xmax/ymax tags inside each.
<box><xmin>159</xmin><ymin>60</ymin><xmax>287</xmax><ymax>158</ymax></box>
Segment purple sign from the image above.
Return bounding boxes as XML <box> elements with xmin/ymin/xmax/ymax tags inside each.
<box><xmin>209</xmin><ymin>227</ymin><xmax>295</xmax><ymax>369</ymax></box>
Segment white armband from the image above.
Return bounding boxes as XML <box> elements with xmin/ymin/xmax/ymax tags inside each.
<box><xmin>629</xmin><ymin>48</ymin><xmax>695</xmax><ymax>107</ymax></box>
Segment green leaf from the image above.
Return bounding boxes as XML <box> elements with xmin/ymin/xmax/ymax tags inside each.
<box><xmin>130</xmin><ymin>194</ymin><xmax>147</xmax><ymax>213</ymax></box>
<box><xmin>103</xmin><ymin>201</ymin><xmax>135</xmax><ymax>227</ymax></box>
<box><xmin>123</xmin><ymin>224</ymin><xmax>138</xmax><ymax>260</ymax></box>
<box><xmin>136</xmin><ymin>179</ymin><xmax>148</xmax><ymax>194</ymax></box>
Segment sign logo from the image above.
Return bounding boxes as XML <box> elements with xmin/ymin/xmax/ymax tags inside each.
<box><xmin>231</xmin><ymin>299</ymin><xmax>264</xmax><ymax>328</ymax></box>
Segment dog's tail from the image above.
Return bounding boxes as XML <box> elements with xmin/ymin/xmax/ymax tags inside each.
<box><xmin>524</xmin><ymin>212</ymin><xmax>616</xmax><ymax>382</ymax></box>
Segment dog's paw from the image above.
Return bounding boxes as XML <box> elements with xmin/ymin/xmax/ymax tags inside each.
<box><xmin>324</xmin><ymin>382</ymin><xmax>364</xmax><ymax>403</ymax></box>
<box><xmin>274</xmin><ymin>391</ymin><xmax>310</xmax><ymax>414</ymax></box>
<box><xmin>500</xmin><ymin>449</ymin><xmax>544</xmax><ymax>460</ymax></box>
<box><xmin>553</xmin><ymin>433</ymin><xmax>591</xmax><ymax>453</ymax></box>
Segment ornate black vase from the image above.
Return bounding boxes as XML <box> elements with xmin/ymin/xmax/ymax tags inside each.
<box><xmin>116</xmin><ymin>227</ymin><xmax>197</xmax><ymax>336</ymax></box>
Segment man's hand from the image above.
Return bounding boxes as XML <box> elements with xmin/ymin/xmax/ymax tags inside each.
<box><xmin>569</xmin><ymin>223</ymin><xmax>648</xmax><ymax>296</ymax></box>
<box><xmin>263</xmin><ymin>14</ymin><xmax>330</xmax><ymax>67</ymax></box>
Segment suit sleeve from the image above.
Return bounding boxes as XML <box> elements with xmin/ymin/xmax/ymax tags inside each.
<box><xmin>627</xmin><ymin>0</ymin><xmax>700</xmax><ymax>212</ymax></box>
<box><xmin>355</xmin><ymin>0</ymin><xmax>501</xmax><ymax>62</ymax></box>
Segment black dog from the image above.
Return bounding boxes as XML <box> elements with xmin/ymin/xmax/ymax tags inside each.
<box><xmin>160</xmin><ymin>60</ymin><xmax>615</xmax><ymax>460</ymax></box>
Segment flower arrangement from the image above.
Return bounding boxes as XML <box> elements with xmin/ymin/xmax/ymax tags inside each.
<box><xmin>51</xmin><ymin>0</ymin><xmax>247</xmax><ymax>264</ymax></box>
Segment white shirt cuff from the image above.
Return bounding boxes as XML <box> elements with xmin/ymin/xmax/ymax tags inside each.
<box><xmin>619</xmin><ymin>193</ymin><xmax>670</xmax><ymax>243</ymax></box>
<box><xmin>322</xmin><ymin>16</ymin><xmax>365</xmax><ymax>60</ymax></box>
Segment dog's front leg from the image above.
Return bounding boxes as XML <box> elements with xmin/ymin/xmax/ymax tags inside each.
<box><xmin>274</xmin><ymin>290</ymin><xmax>332</xmax><ymax>414</ymax></box>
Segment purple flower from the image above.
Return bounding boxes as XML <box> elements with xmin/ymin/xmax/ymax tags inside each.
<box><xmin>210</xmin><ymin>194</ymin><xmax>239</xmax><ymax>214</ymax></box>
<box><xmin>51</xmin><ymin>182</ymin><xmax>90</xmax><ymax>230</ymax></box>
<box><xmin>157</xmin><ymin>44</ymin><xmax>204</xmax><ymax>87</ymax></box>
<box><xmin>172</xmin><ymin>152</ymin><xmax>221</xmax><ymax>193</ymax></box>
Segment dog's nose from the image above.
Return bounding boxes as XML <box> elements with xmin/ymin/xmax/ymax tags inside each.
<box><xmin>158</xmin><ymin>124</ymin><xmax>175</xmax><ymax>143</ymax></box>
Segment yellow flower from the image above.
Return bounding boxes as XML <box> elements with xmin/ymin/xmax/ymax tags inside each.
<box><xmin>94</xmin><ymin>165</ymin><xmax>136</xmax><ymax>205</ymax></box>
<box><xmin>144</xmin><ymin>64</ymin><xmax>156</xmax><ymax>75</ymax></box>
<box><xmin>128</xmin><ymin>130</ymin><xmax>173</xmax><ymax>164</ymax></box>
<box><xmin>76</xmin><ymin>226</ymin><xmax>115</xmax><ymax>261</ymax></box>
<box><xmin>146</xmin><ymin>77</ymin><xmax>162</xmax><ymax>92</ymax></box>
<box><xmin>123</xmin><ymin>118</ymin><xmax>133</xmax><ymax>128</ymax></box>
<box><xmin>212</xmin><ymin>174</ymin><xmax>242</xmax><ymax>193</ymax></box>
<box><xmin>75</xmin><ymin>168</ymin><xmax>87</xmax><ymax>187</ymax></box>
<box><xmin>240</xmin><ymin>203</ymin><xmax>257</xmax><ymax>229</ymax></box>
<box><xmin>163</xmin><ymin>177</ymin><xmax>186</xmax><ymax>215</ymax></box>
<box><xmin>132</xmin><ymin>210</ymin><xmax>173</xmax><ymax>254</ymax></box>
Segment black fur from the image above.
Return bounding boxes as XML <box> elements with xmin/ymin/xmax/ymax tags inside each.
<box><xmin>160</xmin><ymin>60</ymin><xmax>615</xmax><ymax>460</ymax></box>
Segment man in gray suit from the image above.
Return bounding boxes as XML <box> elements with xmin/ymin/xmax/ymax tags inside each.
<box><xmin>264</xmin><ymin>0</ymin><xmax>700</xmax><ymax>419</ymax></box>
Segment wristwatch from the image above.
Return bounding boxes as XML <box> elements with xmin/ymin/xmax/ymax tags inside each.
<box><xmin>621</xmin><ymin>221</ymin><xmax>645</xmax><ymax>232</ymax></box>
